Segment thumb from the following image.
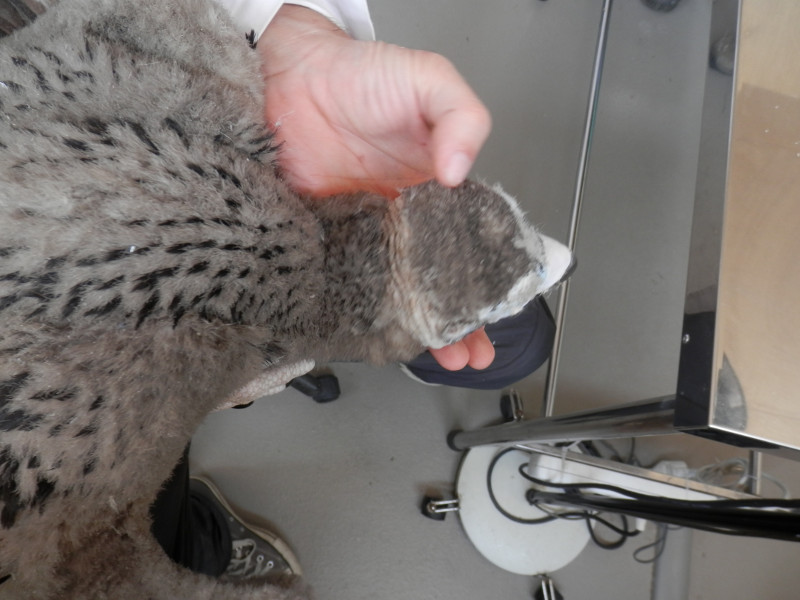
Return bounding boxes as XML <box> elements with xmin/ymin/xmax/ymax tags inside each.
<box><xmin>419</xmin><ymin>56</ymin><xmax>491</xmax><ymax>186</ymax></box>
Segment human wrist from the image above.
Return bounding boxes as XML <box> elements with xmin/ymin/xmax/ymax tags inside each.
<box><xmin>257</xmin><ymin>5</ymin><xmax>350</xmax><ymax>77</ymax></box>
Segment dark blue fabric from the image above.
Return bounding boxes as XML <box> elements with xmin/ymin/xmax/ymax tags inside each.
<box><xmin>151</xmin><ymin>448</ymin><xmax>231</xmax><ymax>577</ymax></box>
<box><xmin>403</xmin><ymin>296</ymin><xmax>555</xmax><ymax>389</ymax></box>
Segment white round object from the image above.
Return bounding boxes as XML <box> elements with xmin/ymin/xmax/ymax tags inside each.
<box><xmin>456</xmin><ymin>445</ymin><xmax>591</xmax><ymax>575</ymax></box>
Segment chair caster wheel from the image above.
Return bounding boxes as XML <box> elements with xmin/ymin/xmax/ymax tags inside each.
<box><xmin>500</xmin><ymin>389</ymin><xmax>523</xmax><ymax>422</ymax></box>
<box><xmin>421</xmin><ymin>496</ymin><xmax>459</xmax><ymax>521</ymax></box>
<box><xmin>534</xmin><ymin>575</ymin><xmax>564</xmax><ymax>600</ymax></box>
<box><xmin>290</xmin><ymin>373</ymin><xmax>341</xmax><ymax>403</ymax></box>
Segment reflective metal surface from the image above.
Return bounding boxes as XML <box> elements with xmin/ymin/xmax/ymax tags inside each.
<box><xmin>453</xmin><ymin>0</ymin><xmax>800</xmax><ymax>461</ymax></box>
<box><xmin>676</xmin><ymin>0</ymin><xmax>800</xmax><ymax>454</ymax></box>
<box><xmin>516</xmin><ymin>444</ymin><xmax>754</xmax><ymax>501</ymax></box>
<box><xmin>449</xmin><ymin>397</ymin><xmax>677</xmax><ymax>450</ymax></box>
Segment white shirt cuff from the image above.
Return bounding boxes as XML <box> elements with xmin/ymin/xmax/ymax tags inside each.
<box><xmin>214</xmin><ymin>0</ymin><xmax>375</xmax><ymax>42</ymax></box>
<box><xmin>286</xmin><ymin>0</ymin><xmax>374</xmax><ymax>41</ymax></box>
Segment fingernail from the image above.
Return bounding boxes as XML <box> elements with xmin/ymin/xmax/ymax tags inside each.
<box><xmin>443</xmin><ymin>152</ymin><xmax>471</xmax><ymax>186</ymax></box>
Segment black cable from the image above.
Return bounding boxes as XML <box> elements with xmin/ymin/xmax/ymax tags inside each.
<box><xmin>491</xmin><ymin>447</ymin><xmax>800</xmax><ymax>548</ymax></box>
<box><xmin>632</xmin><ymin>523</ymin><xmax>669</xmax><ymax>564</ymax></box>
<box><xmin>525</xmin><ymin>488</ymin><xmax>800</xmax><ymax>542</ymax></box>
<box><xmin>532</xmin><ymin>500</ymin><xmax>640</xmax><ymax>549</ymax></box>
<box><xmin>519</xmin><ymin>464</ymin><xmax>800</xmax><ymax>511</ymax></box>
<box><xmin>529</xmin><ymin>487</ymin><xmax>800</xmax><ymax>528</ymax></box>
<box><xmin>486</xmin><ymin>448</ymin><xmax>555</xmax><ymax>525</ymax></box>
<box><xmin>586</xmin><ymin>512</ymin><xmax>639</xmax><ymax>550</ymax></box>
<box><xmin>517</xmin><ymin>459</ymin><xmax>800</xmax><ymax>541</ymax></box>
<box><xmin>485</xmin><ymin>448</ymin><xmax>643</xmax><ymax>551</ymax></box>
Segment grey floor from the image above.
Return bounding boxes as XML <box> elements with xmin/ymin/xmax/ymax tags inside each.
<box><xmin>192</xmin><ymin>1</ymin><xmax>800</xmax><ymax>598</ymax></box>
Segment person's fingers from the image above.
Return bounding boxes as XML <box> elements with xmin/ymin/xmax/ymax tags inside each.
<box><xmin>428</xmin><ymin>341</ymin><xmax>470</xmax><ymax>371</ymax></box>
<box><xmin>463</xmin><ymin>327</ymin><xmax>495</xmax><ymax>370</ymax></box>
<box><xmin>416</xmin><ymin>54</ymin><xmax>491</xmax><ymax>187</ymax></box>
<box><xmin>427</xmin><ymin>328</ymin><xmax>495</xmax><ymax>371</ymax></box>
<box><xmin>433</xmin><ymin>107</ymin><xmax>491</xmax><ymax>187</ymax></box>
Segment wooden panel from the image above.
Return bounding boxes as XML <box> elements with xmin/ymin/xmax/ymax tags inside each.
<box><xmin>713</xmin><ymin>0</ymin><xmax>800</xmax><ymax>445</ymax></box>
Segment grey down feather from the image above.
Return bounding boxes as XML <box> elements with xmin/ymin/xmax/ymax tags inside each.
<box><xmin>0</xmin><ymin>0</ymin><xmax>571</xmax><ymax>598</ymax></box>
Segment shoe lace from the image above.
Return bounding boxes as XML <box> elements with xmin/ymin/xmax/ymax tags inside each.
<box><xmin>225</xmin><ymin>538</ymin><xmax>276</xmax><ymax>578</ymax></box>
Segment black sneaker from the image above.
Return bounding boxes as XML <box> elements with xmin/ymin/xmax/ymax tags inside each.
<box><xmin>189</xmin><ymin>476</ymin><xmax>303</xmax><ymax>580</ymax></box>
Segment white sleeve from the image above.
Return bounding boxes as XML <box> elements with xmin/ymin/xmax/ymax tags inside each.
<box><xmin>213</xmin><ymin>0</ymin><xmax>375</xmax><ymax>42</ymax></box>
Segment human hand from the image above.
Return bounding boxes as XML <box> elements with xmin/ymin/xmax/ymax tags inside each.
<box><xmin>428</xmin><ymin>327</ymin><xmax>495</xmax><ymax>371</ymax></box>
<box><xmin>257</xmin><ymin>6</ymin><xmax>494</xmax><ymax>370</ymax></box>
<box><xmin>256</xmin><ymin>6</ymin><xmax>491</xmax><ymax>198</ymax></box>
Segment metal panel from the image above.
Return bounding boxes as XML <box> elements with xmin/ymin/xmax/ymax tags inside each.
<box><xmin>676</xmin><ymin>0</ymin><xmax>800</xmax><ymax>455</ymax></box>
